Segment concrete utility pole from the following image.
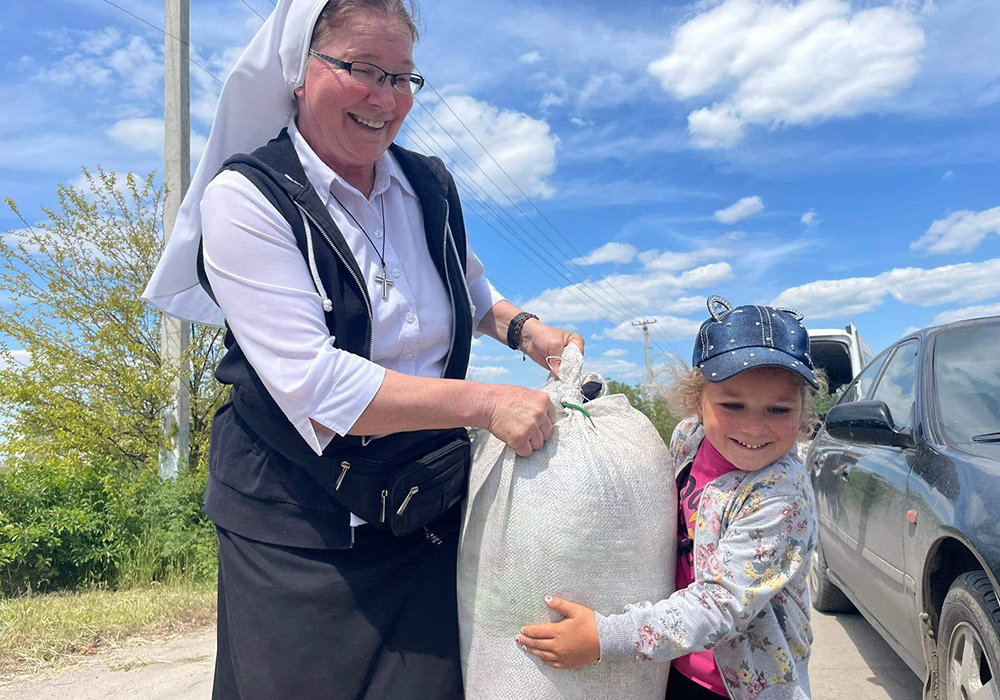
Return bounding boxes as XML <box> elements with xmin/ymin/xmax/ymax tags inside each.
<box><xmin>159</xmin><ymin>0</ymin><xmax>191</xmax><ymax>479</ymax></box>
<box><xmin>632</xmin><ymin>319</ymin><xmax>657</xmax><ymax>393</ymax></box>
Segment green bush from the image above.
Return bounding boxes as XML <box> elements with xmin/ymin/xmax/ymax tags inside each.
<box><xmin>0</xmin><ymin>458</ymin><xmax>215</xmax><ymax>598</ymax></box>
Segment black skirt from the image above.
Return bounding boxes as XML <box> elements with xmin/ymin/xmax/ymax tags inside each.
<box><xmin>212</xmin><ymin>510</ymin><xmax>464</xmax><ymax>700</ymax></box>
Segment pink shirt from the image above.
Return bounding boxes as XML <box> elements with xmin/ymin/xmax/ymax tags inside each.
<box><xmin>674</xmin><ymin>437</ymin><xmax>738</xmax><ymax>696</ymax></box>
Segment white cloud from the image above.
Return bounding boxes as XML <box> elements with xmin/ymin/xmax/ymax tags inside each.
<box><xmin>106</xmin><ymin>118</ymin><xmax>163</xmax><ymax>154</ymax></box>
<box><xmin>570</xmin><ymin>242</ymin><xmax>638</xmax><ymax>265</ymax></box>
<box><xmin>638</xmin><ymin>246</ymin><xmax>727</xmax><ymax>272</ymax></box>
<box><xmin>1</xmin><ymin>229</ymin><xmax>43</xmax><ymax>256</ymax></box>
<box><xmin>80</xmin><ymin>27</ymin><xmax>122</xmax><ymax>55</ymax></box>
<box><xmin>941</xmin><ymin>170</ymin><xmax>954</xmax><ymax>181</ymax></box>
<box><xmin>39</xmin><ymin>31</ymin><xmax>162</xmax><ymax>97</ymax></box>
<box><xmin>412</xmin><ymin>94</ymin><xmax>559</xmax><ymax>200</ymax></box>
<box><xmin>714</xmin><ymin>196</ymin><xmax>764</xmax><ymax>224</ymax></box>
<box><xmin>106</xmin><ymin>117</ymin><xmax>208</xmax><ymax>160</ymax></box>
<box><xmin>773</xmin><ymin>258</ymin><xmax>1000</xmax><ymax>319</ymax></box>
<box><xmin>467</xmin><ymin>365</ymin><xmax>510</xmax><ymax>381</ymax></box>
<box><xmin>0</xmin><ymin>349</ymin><xmax>31</xmax><ymax>371</ymax></box>
<box><xmin>687</xmin><ymin>106</ymin><xmax>744</xmax><ymax>149</ymax></box>
<box><xmin>519</xmin><ymin>51</ymin><xmax>542</xmax><ymax>65</ymax></box>
<box><xmin>582</xmin><ymin>357</ymin><xmax>642</xmax><ymax>381</ymax></box>
<box><xmin>594</xmin><ymin>315</ymin><xmax>703</xmax><ymax>342</ymax></box>
<box><xmin>933</xmin><ymin>303</ymin><xmax>1000</xmax><ymax>326</ymax></box>
<box><xmin>650</xmin><ymin>0</ymin><xmax>926</xmax><ymax>148</ymax></box>
<box><xmin>801</xmin><ymin>209</ymin><xmax>821</xmax><ymax>226</ymax></box>
<box><xmin>525</xmin><ymin>262</ymin><xmax>733</xmax><ymax>323</ymax></box>
<box><xmin>569</xmin><ymin>117</ymin><xmax>593</xmax><ymax>127</ymax></box>
<box><xmin>540</xmin><ymin>92</ymin><xmax>566</xmax><ymax>109</ymax></box>
<box><xmin>603</xmin><ymin>348</ymin><xmax>628</xmax><ymax>357</ymax></box>
<box><xmin>910</xmin><ymin>205</ymin><xmax>1000</xmax><ymax>254</ymax></box>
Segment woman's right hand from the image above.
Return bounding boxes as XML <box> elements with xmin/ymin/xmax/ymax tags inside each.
<box><xmin>485</xmin><ymin>385</ymin><xmax>557</xmax><ymax>457</ymax></box>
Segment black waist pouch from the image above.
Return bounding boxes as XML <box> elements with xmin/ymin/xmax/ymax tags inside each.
<box><xmin>332</xmin><ymin>429</ymin><xmax>471</xmax><ymax>536</ymax></box>
<box><xmin>230</xmin><ymin>388</ymin><xmax>471</xmax><ymax>537</ymax></box>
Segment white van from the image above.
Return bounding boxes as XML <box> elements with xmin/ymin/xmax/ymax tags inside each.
<box><xmin>807</xmin><ymin>322</ymin><xmax>874</xmax><ymax>398</ymax></box>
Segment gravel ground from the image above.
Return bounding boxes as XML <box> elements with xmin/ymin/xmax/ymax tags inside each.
<box><xmin>0</xmin><ymin>610</ymin><xmax>923</xmax><ymax>699</ymax></box>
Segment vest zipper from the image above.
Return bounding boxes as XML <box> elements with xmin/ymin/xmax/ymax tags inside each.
<box><xmin>441</xmin><ymin>200</ymin><xmax>457</xmax><ymax>377</ymax></box>
<box><xmin>335</xmin><ymin>460</ymin><xmax>350</xmax><ymax>490</ymax></box>
<box><xmin>295</xmin><ymin>202</ymin><xmax>374</xmax><ymax>361</ymax></box>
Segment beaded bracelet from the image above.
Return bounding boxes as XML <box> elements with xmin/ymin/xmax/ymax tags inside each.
<box><xmin>506</xmin><ymin>312</ymin><xmax>539</xmax><ymax>351</ymax></box>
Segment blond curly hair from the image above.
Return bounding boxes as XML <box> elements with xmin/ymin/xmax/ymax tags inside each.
<box><xmin>660</xmin><ymin>363</ymin><xmax>829</xmax><ymax>441</ymax></box>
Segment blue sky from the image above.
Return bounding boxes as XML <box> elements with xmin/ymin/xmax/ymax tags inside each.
<box><xmin>2</xmin><ymin>0</ymin><xmax>999</xmax><ymax>388</ymax></box>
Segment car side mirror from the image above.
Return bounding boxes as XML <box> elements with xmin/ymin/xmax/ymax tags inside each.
<box><xmin>825</xmin><ymin>400</ymin><xmax>915</xmax><ymax>449</ymax></box>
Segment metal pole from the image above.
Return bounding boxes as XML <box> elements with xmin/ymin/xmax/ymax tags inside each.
<box><xmin>160</xmin><ymin>0</ymin><xmax>191</xmax><ymax>479</ymax></box>
<box><xmin>632</xmin><ymin>319</ymin><xmax>657</xmax><ymax>395</ymax></box>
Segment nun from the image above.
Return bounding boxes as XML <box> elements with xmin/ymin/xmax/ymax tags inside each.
<box><xmin>142</xmin><ymin>0</ymin><xmax>583</xmax><ymax>697</ymax></box>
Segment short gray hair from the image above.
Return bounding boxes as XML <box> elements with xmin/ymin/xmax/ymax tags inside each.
<box><xmin>310</xmin><ymin>0</ymin><xmax>421</xmax><ymax>47</ymax></box>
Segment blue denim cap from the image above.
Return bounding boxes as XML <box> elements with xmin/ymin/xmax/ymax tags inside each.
<box><xmin>692</xmin><ymin>295</ymin><xmax>819</xmax><ymax>389</ymax></box>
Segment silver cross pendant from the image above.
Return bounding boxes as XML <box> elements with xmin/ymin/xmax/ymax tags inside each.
<box><xmin>375</xmin><ymin>265</ymin><xmax>394</xmax><ymax>300</ymax></box>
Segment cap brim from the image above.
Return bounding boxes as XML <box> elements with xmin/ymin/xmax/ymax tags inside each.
<box><xmin>699</xmin><ymin>348</ymin><xmax>820</xmax><ymax>389</ymax></box>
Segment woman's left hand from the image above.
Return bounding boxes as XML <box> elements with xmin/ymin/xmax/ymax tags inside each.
<box><xmin>517</xmin><ymin>596</ymin><xmax>600</xmax><ymax>669</ymax></box>
<box><xmin>520</xmin><ymin>320</ymin><xmax>584</xmax><ymax>376</ymax></box>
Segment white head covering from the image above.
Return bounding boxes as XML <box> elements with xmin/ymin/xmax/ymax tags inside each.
<box><xmin>142</xmin><ymin>0</ymin><xmax>329</xmax><ymax>326</ymax></box>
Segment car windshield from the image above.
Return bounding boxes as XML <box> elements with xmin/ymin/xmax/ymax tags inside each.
<box><xmin>934</xmin><ymin>324</ymin><xmax>1000</xmax><ymax>445</ymax></box>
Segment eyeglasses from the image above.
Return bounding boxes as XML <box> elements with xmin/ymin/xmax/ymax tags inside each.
<box><xmin>308</xmin><ymin>50</ymin><xmax>425</xmax><ymax>96</ymax></box>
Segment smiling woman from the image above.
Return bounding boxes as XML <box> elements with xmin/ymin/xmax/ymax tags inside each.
<box><xmin>140</xmin><ymin>0</ymin><xmax>583</xmax><ymax>698</ymax></box>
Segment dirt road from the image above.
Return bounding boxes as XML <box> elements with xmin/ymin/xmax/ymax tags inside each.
<box><xmin>1</xmin><ymin>611</ymin><xmax>923</xmax><ymax>699</ymax></box>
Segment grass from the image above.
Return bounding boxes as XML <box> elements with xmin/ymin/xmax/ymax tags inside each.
<box><xmin>0</xmin><ymin>580</ymin><xmax>216</xmax><ymax>681</ymax></box>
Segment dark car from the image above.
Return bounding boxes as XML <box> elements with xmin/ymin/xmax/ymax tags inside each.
<box><xmin>806</xmin><ymin>315</ymin><xmax>1000</xmax><ymax>700</ymax></box>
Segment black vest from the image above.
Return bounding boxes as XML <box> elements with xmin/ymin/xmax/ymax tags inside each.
<box><xmin>200</xmin><ymin>130</ymin><xmax>474</xmax><ymax>549</ymax></box>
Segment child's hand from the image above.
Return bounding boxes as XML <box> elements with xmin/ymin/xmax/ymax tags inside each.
<box><xmin>517</xmin><ymin>595</ymin><xmax>600</xmax><ymax>669</ymax></box>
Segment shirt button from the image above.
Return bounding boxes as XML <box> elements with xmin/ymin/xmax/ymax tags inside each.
<box><xmin>406</xmin><ymin>312</ymin><xmax>416</xmax><ymax>324</ymax></box>
<box><xmin>392</xmin><ymin>268</ymin><xmax>401</xmax><ymax>278</ymax></box>
<box><xmin>403</xmin><ymin>352</ymin><xmax>414</xmax><ymax>360</ymax></box>
<box><xmin>373</xmin><ymin>229</ymin><xmax>383</xmax><ymax>239</ymax></box>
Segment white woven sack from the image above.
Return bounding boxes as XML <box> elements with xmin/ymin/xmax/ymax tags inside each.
<box><xmin>458</xmin><ymin>344</ymin><xmax>676</xmax><ymax>700</ymax></box>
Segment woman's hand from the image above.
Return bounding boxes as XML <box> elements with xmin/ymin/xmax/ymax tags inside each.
<box><xmin>520</xmin><ymin>320</ymin><xmax>584</xmax><ymax>376</ymax></box>
<box><xmin>485</xmin><ymin>385</ymin><xmax>557</xmax><ymax>457</ymax></box>
<box><xmin>517</xmin><ymin>596</ymin><xmax>601</xmax><ymax>669</ymax></box>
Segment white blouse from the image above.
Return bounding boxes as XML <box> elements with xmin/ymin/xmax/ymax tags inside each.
<box><xmin>200</xmin><ymin>120</ymin><xmax>504</xmax><ymax>459</ymax></box>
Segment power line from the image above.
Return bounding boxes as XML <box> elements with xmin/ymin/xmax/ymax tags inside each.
<box><xmin>408</xmin><ymin>98</ymin><xmax>661</xmax><ymax>340</ymax></box>
<box><xmin>99</xmin><ymin>0</ymin><xmax>224</xmax><ymax>86</ymax></box>
<box><xmin>240</xmin><ymin>0</ymin><xmax>266</xmax><ymax>21</ymax></box>
<box><xmin>421</xmin><ymin>82</ymin><xmax>661</xmax><ymax>327</ymax></box>
<box><xmin>401</xmin><ymin>121</ymin><xmax>676</xmax><ymax>354</ymax></box>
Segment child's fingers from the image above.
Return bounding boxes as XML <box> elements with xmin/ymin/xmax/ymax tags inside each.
<box><xmin>520</xmin><ymin>644</ymin><xmax>566</xmax><ymax>669</ymax></box>
<box><xmin>516</xmin><ymin>634</ymin><xmax>555</xmax><ymax>652</ymax></box>
<box><xmin>544</xmin><ymin>595</ymin><xmax>577</xmax><ymax>616</ymax></box>
<box><xmin>519</xmin><ymin>623</ymin><xmax>557</xmax><ymax>639</ymax></box>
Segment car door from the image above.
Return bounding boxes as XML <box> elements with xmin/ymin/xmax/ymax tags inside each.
<box><xmin>836</xmin><ymin>340</ymin><xmax>921</xmax><ymax>652</ymax></box>
<box><xmin>814</xmin><ymin>348</ymin><xmax>892</xmax><ymax>574</ymax></box>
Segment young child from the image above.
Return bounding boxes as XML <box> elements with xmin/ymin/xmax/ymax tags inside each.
<box><xmin>517</xmin><ymin>296</ymin><xmax>824</xmax><ymax>700</ymax></box>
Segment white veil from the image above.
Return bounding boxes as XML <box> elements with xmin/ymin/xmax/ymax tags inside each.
<box><xmin>141</xmin><ymin>0</ymin><xmax>329</xmax><ymax>326</ymax></box>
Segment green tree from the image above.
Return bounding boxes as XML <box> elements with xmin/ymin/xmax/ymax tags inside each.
<box><xmin>606</xmin><ymin>379</ymin><xmax>680</xmax><ymax>445</ymax></box>
<box><xmin>0</xmin><ymin>169</ymin><xmax>226</xmax><ymax>473</ymax></box>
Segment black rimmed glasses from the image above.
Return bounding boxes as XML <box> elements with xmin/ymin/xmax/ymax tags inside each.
<box><xmin>308</xmin><ymin>50</ymin><xmax>425</xmax><ymax>96</ymax></box>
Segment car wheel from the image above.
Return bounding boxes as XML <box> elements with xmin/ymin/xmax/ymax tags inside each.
<box><xmin>809</xmin><ymin>537</ymin><xmax>855</xmax><ymax>613</ymax></box>
<box><xmin>938</xmin><ymin>571</ymin><xmax>1000</xmax><ymax>700</ymax></box>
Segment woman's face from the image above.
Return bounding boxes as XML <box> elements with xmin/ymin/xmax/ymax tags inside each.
<box><xmin>295</xmin><ymin>12</ymin><xmax>415</xmax><ymax>173</ymax></box>
<box><xmin>696</xmin><ymin>367</ymin><xmax>804</xmax><ymax>472</ymax></box>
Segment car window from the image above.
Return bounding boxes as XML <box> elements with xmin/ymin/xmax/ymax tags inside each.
<box><xmin>871</xmin><ymin>342</ymin><xmax>919</xmax><ymax>430</ymax></box>
<box><xmin>839</xmin><ymin>348</ymin><xmax>891</xmax><ymax>404</ymax></box>
<box><xmin>933</xmin><ymin>325</ymin><xmax>1000</xmax><ymax>445</ymax></box>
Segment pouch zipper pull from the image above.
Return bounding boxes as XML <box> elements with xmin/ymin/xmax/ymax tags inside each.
<box><xmin>396</xmin><ymin>486</ymin><xmax>420</xmax><ymax>516</ymax></box>
<box><xmin>380</xmin><ymin>490</ymin><xmax>389</xmax><ymax>523</ymax></box>
<box><xmin>335</xmin><ymin>461</ymin><xmax>350</xmax><ymax>490</ymax></box>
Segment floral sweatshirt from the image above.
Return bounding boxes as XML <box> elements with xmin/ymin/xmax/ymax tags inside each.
<box><xmin>596</xmin><ymin>417</ymin><xmax>817</xmax><ymax>700</ymax></box>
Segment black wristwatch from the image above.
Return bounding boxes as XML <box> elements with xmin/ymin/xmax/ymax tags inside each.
<box><xmin>507</xmin><ymin>312</ymin><xmax>539</xmax><ymax>350</ymax></box>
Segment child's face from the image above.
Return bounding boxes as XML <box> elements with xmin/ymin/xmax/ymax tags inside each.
<box><xmin>696</xmin><ymin>367</ymin><xmax>804</xmax><ymax>471</ymax></box>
